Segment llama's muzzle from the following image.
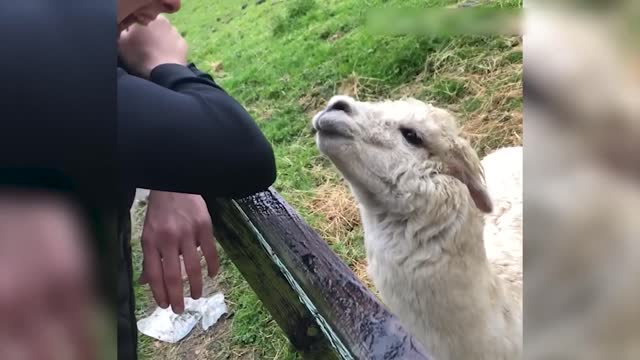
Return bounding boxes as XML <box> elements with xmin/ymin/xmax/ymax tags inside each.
<box><xmin>313</xmin><ymin>111</ymin><xmax>354</xmax><ymax>139</ymax></box>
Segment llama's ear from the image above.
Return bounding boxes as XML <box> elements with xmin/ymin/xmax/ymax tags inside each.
<box><xmin>464</xmin><ymin>172</ymin><xmax>493</xmax><ymax>214</ymax></box>
<box><xmin>445</xmin><ymin>141</ymin><xmax>494</xmax><ymax>214</ymax></box>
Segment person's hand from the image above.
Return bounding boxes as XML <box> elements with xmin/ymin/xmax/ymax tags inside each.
<box><xmin>0</xmin><ymin>189</ymin><xmax>95</xmax><ymax>360</ymax></box>
<box><xmin>117</xmin><ymin>14</ymin><xmax>188</xmax><ymax>79</ymax></box>
<box><xmin>139</xmin><ymin>191</ymin><xmax>219</xmax><ymax>314</ymax></box>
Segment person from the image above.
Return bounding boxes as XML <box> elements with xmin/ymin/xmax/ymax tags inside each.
<box><xmin>117</xmin><ymin>0</ymin><xmax>277</xmax><ymax>358</ymax></box>
<box><xmin>0</xmin><ymin>188</ymin><xmax>98</xmax><ymax>360</ymax></box>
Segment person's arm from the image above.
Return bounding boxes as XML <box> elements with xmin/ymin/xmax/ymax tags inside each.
<box><xmin>118</xmin><ymin>63</ymin><xmax>276</xmax><ymax>198</ymax></box>
<box><xmin>117</xmin><ymin>15</ymin><xmax>276</xmax><ymax>199</ymax></box>
<box><xmin>118</xmin><ymin>16</ymin><xmax>276</xmax><ymax>315</ymax></box>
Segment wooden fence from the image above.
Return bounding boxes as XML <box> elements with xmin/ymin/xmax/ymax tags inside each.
<box><xmin>205</xmin><ymin>187</ymin><xmax>431</xmax><ymax>359</ymax></box>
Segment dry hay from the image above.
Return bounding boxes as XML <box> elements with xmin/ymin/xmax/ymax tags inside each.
<box><xmin>209</xmin><ymin>61</ymin><xmax>224</xmax><ymax>73</ymax></box>
<box><xmin>307</xmin><ymin>180</ymin><xmax>361</xmax><ymax>245</ymax></box>
<box><xmin>457</xmin><ymin>64</ymin><xmax>523</xmax><ymax>157</ymax></box>
<box><xmin>337</xmin><ymin>73</ymin><xmax>385</xmax><ymax>101</ymax></box>
<box><xmin>298</xmin><ymin>86</ymin><xmax>326</xmax><ymax>117</ymax></box>
<box><xmin>303</xmin><ymin>179</ymin><xmax>380</xmax><ymax>290</ymax></box>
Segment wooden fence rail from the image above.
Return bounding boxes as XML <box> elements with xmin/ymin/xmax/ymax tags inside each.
<box><xmin>205</xmin><ymin>187</ymin><xmax>431</xmax><ymax>359</ymax></box>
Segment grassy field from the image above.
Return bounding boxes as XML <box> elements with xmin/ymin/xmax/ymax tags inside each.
<box><xmin>130</xmin><ymin>0</ymin><xmax>523</xmax><ymax>358</ymax></box>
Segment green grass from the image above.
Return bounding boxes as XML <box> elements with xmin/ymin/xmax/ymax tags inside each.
<box><xmin>131</xmin><ymin>0</ymin><xmax>523</xmax><ymax>358</ymax></box>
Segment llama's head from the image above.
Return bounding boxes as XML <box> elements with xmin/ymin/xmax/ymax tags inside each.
<box><xmin>312</xmin><ymin>95</ymin><xmax>492</xmax><ymax>214</ymax></box>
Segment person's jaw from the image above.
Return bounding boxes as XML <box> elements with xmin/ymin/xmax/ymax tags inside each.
<box><xmin>118</xmin><ymin>13</ymin><xmax>156</xmax><ymax>34</ymax></box>
<box><xmin>118</xmin><ymin>15</ymin><xmax>136</xmax><ymax>33</ymax></box>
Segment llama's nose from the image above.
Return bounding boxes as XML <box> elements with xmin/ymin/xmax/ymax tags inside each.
<box><xmin>326</xmin><ymin>96</ymin><xmax>354</xmax><ymax>115</ymax></box>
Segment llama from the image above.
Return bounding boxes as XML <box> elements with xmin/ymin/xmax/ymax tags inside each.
<box><xmin>312</xmin><ymin>95</ymin><xmax>522</xmax><ymax>360</ymax></box>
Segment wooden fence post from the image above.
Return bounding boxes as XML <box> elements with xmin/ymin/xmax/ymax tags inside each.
<box><xmin>204</xmin><ymin>188</ymin><xmax>431</xmax><ymax>359</ymax></box>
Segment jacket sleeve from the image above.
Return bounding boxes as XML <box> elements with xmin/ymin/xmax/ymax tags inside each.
<box><xmin>118</xmin><ymin>63</ymin><xmax>276</xmax><ymax>198</ymax></box>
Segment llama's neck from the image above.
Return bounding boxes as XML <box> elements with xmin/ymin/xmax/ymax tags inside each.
<box><xmin>360</xmin><ymin>194</ymin><xmax>491</xmax><ymax>274</ymax></box>
<box><xmin>359</xmin><ymin>200</ymin><xmax>519</xmax><ymax>358</ymax></box>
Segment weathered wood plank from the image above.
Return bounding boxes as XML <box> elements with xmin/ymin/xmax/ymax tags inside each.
<box><xmin>205</xmin><ymin>188</ymin><xmax>431</xmax><ymax>359</ymax></box>
<box><xmin>207</xmin><ymin>195</ymin><xmax>338</xmax><ymax>359</ymax></box>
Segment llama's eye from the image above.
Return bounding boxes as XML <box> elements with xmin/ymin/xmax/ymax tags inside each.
<box><xmin>400</xmin><ymin>128</ymin><xmax>423</xmax><ymax>146</ymax></box>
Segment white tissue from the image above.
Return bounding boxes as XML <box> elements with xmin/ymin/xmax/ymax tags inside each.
<box><xmin>137</xmin><ymin>293</ymin><xmax>227</xmax><ymax>343</ymax></box>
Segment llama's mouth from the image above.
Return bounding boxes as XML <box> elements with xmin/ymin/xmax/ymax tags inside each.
<box><xmin>312</xmin><ymin>112</ymin><xmax>354</xmax><ymax>140</ymax></box>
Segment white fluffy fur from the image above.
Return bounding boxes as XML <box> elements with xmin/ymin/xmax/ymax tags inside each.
<box><xmin>312</xmin><ymin>95</ymin><xmax>522</xmax><ymax>360</ymax></box>
<box><xmin>482</xmin><ymin>146</ymin><xmax>522</xmax><ymax>303</ymax></box>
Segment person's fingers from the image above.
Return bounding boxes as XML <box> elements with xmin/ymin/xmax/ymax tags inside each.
<box><xmin>13</xmin><ymin>282</ymin><xmax>51</xmax><ymax>360</ymax></box>
<box><xmin>27</xmin><ymin>257</ymin><xmax>90</xmax><ymax>360</ymax></box>
<box><xmin>181</xmin><ymin>242</ymin><xmax>203</xmax><ymax>300</ymax></box>
<box><xmin>161</xmin><ymin>248</ymin><xmax>184</xmax><ymax>314</ymax></box>
<box><xmin>0</xmin><ymin>190</ymin><xmax>93</xmax><ymax>360</ymax></box>
<box><xmin>60</xmin><ymin>297</ymin><xmax>95</xmax><ymax>360</ymax></box>
<box><xmin>140</xmin><ymin>243</ymin><xmax>169</xmax><ymax>309</ymax></box>
<box><xmin>1</xmin><ymin>258</ymin><xmax>43</xmax><ymax>360</ymax></box>
<box><xmin>3</xmin><ymin>301</ymin><xmax>31</xmax><ymax>360</ymax></box>
<box><xmin>49</xmin><ymin>278</ymin><xmax>95</xmax><ymax>360</ymax></box>
<box><xmin>138</xmin><ymin>264</ymin><xmax>152</xmax><ymax>286</ymax></box>
<box><xmin>29</xmin><ymin>316</ymin><xmax>62</xmax><ymax>360</ymax></box>
<box><xmin>198</xmin><ymin>230</ymin><xmax>219</xmax><ymax>278</ymax></box>
<box><xmin>138</xmin><ymin>271</ymin><xmax>147</xmax><ymax>285</ymax></box>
